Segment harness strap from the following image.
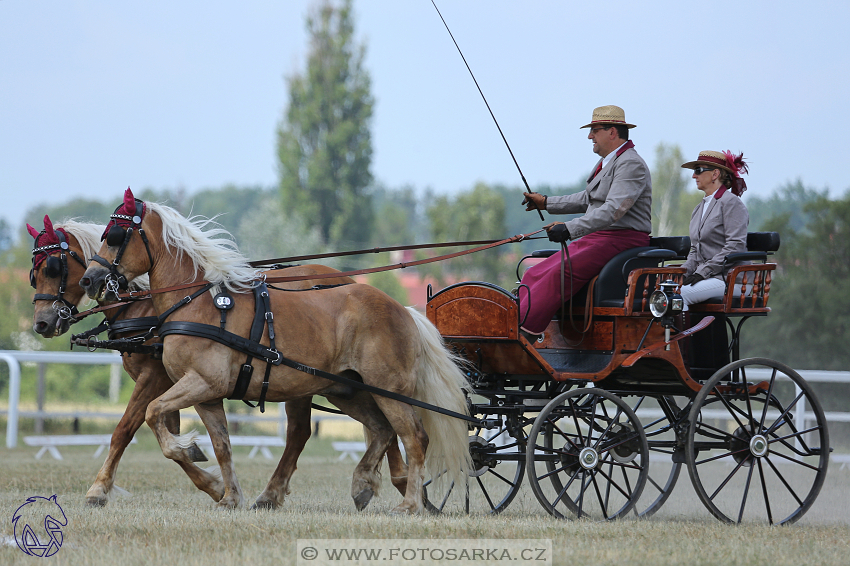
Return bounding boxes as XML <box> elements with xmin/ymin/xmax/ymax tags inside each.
<box><xmin>157</xmin><ymin>319</ymin><xmax>482</xmax><ymax>425</ymax></box>
<box><xmin>108</xmin><ymin>315</ymin><xmax>161</xmax><ymax>338</ymax></box>
<box><xmin>158</xmin><ymin>321</ymin><xmax>282</xmax><ymax>366</ymax></box>
<box><xmin>231</xmin><ymin>283</ymin><xmax>268</xmax><ymax>404</ymax></box>
<box><xmin>276</xmin><ymin>357</ymin><xmax>482</xmax><ymax>426</ymax></box>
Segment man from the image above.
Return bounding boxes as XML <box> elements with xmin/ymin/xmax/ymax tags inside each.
<box><xmin>518</xmin><ymin>105</ymin><xmax>652</xmax><ymax>335</ymax></box>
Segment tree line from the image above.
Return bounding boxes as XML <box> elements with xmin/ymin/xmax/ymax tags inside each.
<box><xmin>0</xmin><ymin>0</ymin><xmax>847</xmax><ymax>407</ymax></box>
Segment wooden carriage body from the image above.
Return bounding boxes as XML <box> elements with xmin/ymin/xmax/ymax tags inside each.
<box><xmin>426</xmin><ymin>234</ymin><xmax>778</xmax><ymax>396</ymax></box>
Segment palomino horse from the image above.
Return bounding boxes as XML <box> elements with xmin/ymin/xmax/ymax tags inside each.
<box><xmin>30</xmin><ymin>214</ymin><xmax>407</xmax><ymax>508</ymax></box>
<box><xmin>80</xmin><ymin>188</ymin><xmax>472</xmax><ymax>512</ymax></box>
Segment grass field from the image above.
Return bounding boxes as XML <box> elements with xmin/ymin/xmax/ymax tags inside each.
<box><xmin>1</xmin><ymin>426</ymin><xmax>849</xmax><ymax>566</ymax></box>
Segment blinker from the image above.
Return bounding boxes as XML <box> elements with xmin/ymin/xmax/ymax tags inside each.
<box><xmin>106</xmin><ymin>225</ymin><xmax>127</xmax><ymax>247</ymax></box>
<box><xmin>44</xmin><ymin>256</ymin><xmax>62</xmax><ymax>279</ymax></box>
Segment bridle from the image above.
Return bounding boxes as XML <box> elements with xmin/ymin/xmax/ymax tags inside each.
<box><xmin>90</xmin><ymin>200</ymin><xmax>155</xmax><ymax>297</ymax></box>
<box><xmin>30</xmin><ymin>229</ymin><xmax>88</xmax><ymax>320</ymax></box>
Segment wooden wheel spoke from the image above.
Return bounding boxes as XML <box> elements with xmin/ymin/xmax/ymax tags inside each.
<box><xmin>764</xmin><ymin>456</ymin><xmax>806</xmax><ymax>507</ymax></box>
<box><xmin>474</xmin><ymin>475</ymin><xmax>496</xmax><ymax>511</ymax></box>
<box><xmin>756</xmin><ymin>458</ymin><xmax>774</xmax><ymax>525</ymax></box>
<box><xmin>736</xmin><ymin>461</ymin><xmax>756</xmax><ymax>523</ymax></box>
<box><xmin>486</xmin><ymin>466</ymin><xmax>519</xmax><ymax>488</ymax></box>
<box><xmin>708</xmin><ymin>457</ymin><xmax>748</xmax><ymax>501</ymax></box>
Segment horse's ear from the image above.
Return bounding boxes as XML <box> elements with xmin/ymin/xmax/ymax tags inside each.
<box><xmin>43</xmin><ymin>215</ymin><xmax>57</xmax><ymax>239</ymax></box>
<box><xmin>124</xmin><ymin>187</ymin><xmax>136</xmax><ymax>215</ymax></box>
<box><xmin>26</xmin><ymin>223</ymin><xmax>40</xmax><ymax>240</ymax></box>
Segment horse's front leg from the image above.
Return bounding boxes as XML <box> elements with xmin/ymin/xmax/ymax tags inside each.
<box><xmin>193</xmin><ymin>400</ymin><xmax>243</xmax><ymax>509</ymax></box>
<box><xmin>145</xmin><ymin>372</ymin><xmax>240</xmax><ymax>508</ymax></box>
<box><xmin>86</xmin><ymin>363</ymin><xmax>174</xmax><ymax>506</ymax></box>
<box><xmin>253</xmin><ymin>397</ymin><xmax>313</xmax><ymax>510</ymax></box>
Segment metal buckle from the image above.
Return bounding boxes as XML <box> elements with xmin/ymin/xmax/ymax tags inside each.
<box><xmin>52</xmin><ymin>300</ymin><xmax>72</xmax><ymax>320</ymax></box>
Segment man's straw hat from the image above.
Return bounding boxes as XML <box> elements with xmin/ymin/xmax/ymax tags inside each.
<box><xmin>580</xmin><ymin>105</ymin><xmax>636</xmax><ymax>129</ymax></box>
<box><xmin>681</xmin><ymin>150</ymin><xmax>735</xmax><ymax>174</ymax></box>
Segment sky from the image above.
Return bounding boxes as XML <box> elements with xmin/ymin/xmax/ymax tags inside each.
<box><xmin>2</xmin><ymin>0</ymin><xmax>849</xmax><ymax>235</ymax></box>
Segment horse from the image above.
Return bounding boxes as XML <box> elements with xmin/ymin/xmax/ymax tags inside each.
<box><xmin>80</xmin><ymin>188</ymin><xmax>472</xmax><ymax>512</ymax></box>
<box><xmin>29</xmin><ymin>214</ymin><xmax>408</xmax><ymax>509</ymax></box>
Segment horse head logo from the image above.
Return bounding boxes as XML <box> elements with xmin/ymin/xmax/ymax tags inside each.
<box><xmin>11</xmin><ymin>495</ymin><xmax>67</xmax><ymax>557</ymax></box>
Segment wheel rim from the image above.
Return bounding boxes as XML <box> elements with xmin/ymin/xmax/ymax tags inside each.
<box><xmin>526</xmin><ymin>388</ymin><xmax>649</xmax><ymax>520</ymax></box>
<box><xmin>686</xmin><ymin>358</ymin><xmax>830</xmax><ymax>524</ymax></box>
<box><xmin>423</xmin><ymin>413</ymin><xmax>527</xmax><ymax>514</ymax></box>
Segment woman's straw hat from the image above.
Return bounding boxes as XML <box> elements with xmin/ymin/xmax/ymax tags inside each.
<box><xmin>681</xmin><ymin>150</ymin><xmax>735</xmax><ymax>173</ymax></box>
<box><xmin>580</xmin><ymin>105</ymin><xmax>636</xmax><ymax>129</ymax></box>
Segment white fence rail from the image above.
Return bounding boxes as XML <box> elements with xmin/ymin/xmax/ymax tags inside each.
<box><xmin>0</xmin><ymin>350</ymin><xmax>349</xmax><ymax>448</ymax></box>
<box><xmin>2</xmin><ymin>350</ymin><xmax>849</xmax><ymax>453</ymax></box>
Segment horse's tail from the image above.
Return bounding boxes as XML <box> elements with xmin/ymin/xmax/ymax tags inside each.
<box><xmin>406</xmin><ymin>307</ymin><xmax>472</xmax><ymax>490</ymax></box>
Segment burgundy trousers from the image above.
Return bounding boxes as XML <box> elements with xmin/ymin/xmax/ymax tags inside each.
<box><xmin>517</xmin><ymin>229</ymin><xmax>650</xmax><ymax>333</ymax></box>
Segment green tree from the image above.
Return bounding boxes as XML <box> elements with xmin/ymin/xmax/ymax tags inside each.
<box><xmin>744</xmin><ymin>179</ymin><xmax>828</xmax><ymax>232</ymax></box>
<box><xmin>424</xmin><ymin>182</ymin><xmax>508</xmax><ymax>286</ymax></box>
<box><xmin>277</xmin><ymin>0</ymin><xmax>374</xmax><ymax>248</ymax></box>
<box><xmin>651</xmin><ymin>143</ymin><xmax>701</xmax><ymax>237</ymax></box>
<box><xmin>741</xmin><ymin>191</ymin><xmax>850</xmax><ymax>369</ymax></box>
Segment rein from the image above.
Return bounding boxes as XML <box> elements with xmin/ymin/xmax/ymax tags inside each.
<box><xmin>93</xmin><ymin>230</ymin><xmax>544</xmax><ymax>303</ymax></box>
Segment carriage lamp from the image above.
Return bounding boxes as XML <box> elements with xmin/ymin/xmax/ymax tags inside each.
<box><xmin>649</xmin><ymin>280</ymin><xmax>683</xmax><ymax>350</ymax></box>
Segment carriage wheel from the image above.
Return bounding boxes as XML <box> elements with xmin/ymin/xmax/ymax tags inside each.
<box><xmin>423</xmin><ymin>413</ymin><xmax>527</xmax><ymax>514</ymax></box>
<box><xmin>686</xmin><ymin>358</ymin><xmax>830</xmax><ymax>524</ymax></box>
<box><xmin>629</xmin><ymin>395</ymin><xmax>684</xmax><ymax>518</ymax></box>
<box><xmin>526</xmin><ymin>388</ymin><xmax>649</xmax><ymax>520</ymax></box>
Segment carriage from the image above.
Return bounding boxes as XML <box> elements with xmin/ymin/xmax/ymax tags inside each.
<box><xmin>422</xmin><ymin>231</ymin><xmax>830</xmax><ymax>524</ymax></box>
<box><xmin>31</xmin><ymin>189</ymin><xmax>829</xmax><ymax>524</ymax></box>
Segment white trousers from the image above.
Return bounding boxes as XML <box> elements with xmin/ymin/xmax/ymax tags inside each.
<box><xmin>680</xmin><ymin>277</ymin><xmax>727</xmax><ymax>311</ymax></box>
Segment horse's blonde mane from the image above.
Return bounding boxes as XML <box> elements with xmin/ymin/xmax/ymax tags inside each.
<box><xmin>149</xmin><ymin>203</ymin><xmax>259</xmax><ymax>292</ymax></box>
<box><xmin>57</xmin><ymin>219</ymin><xmax>150</xmax><ymax>291</ymax></box>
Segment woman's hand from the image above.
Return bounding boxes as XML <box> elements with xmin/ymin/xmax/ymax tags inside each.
<box><xmin>683</xmin><ymin>273</ymin><xmax>705</xmax><ymax>286</ymax></box>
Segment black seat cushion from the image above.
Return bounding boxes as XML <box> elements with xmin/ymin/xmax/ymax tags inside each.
<box><xmin>747</xmin><ymin>232</ymin><xmax>780</xmax><ymax>252</ymax></box>
<box><xmin>649</xmin><ymin>236</ymin><xmax>690</xmax><ymax>258</ymax></box>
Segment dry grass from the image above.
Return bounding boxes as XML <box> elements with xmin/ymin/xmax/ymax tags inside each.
<box><xmin>1</xmin><ymin>431</ymin><xmax>849</xmax><ymax>566</ymax></box>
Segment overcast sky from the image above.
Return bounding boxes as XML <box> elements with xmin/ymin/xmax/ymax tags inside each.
<box><xmin>2</xmin><ymin>0</ymin><xmax>848</xmax><ymax>234</ymax></box>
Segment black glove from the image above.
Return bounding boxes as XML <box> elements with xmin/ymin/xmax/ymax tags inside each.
<box><xmin>547</xmin><ymin>223</ymin><xmax>570</xmax><ymax>243</ymax></box>
<box><xmin>683</xmin><ymin>273</ymin><xmax>705</xmax><ymax>286</ymax></box>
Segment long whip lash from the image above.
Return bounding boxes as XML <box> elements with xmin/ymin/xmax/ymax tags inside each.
<box><xmin>430</xmin><ymin>0</ymin><xmax>545</xmax><ymax>221</ymax></box>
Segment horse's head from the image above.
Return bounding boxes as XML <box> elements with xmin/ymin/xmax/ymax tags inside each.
<box><xmin>81</xmin><ymin>187</ymin><xmax>158</xmax><ymax>301</ymax></box>
<box><xmin>28</xmin><ymin>216</ymin><xmax>94</xmax><ymax>337</ymax></box>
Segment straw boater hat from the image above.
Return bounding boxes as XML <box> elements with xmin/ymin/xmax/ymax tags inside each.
<box><xmin>681</xmin><ymin>150</ymin><xmax>750</xmax><ymax>196</ymax></box>
<box><xmin>681</xmin><ymin>150</ymin><xmax>736</xmax><ymax>173</ymax></box>
<box><xmin>580</xmin><ymin>105</ymin><xmax>636</xmax><ymax>129</ymax></box>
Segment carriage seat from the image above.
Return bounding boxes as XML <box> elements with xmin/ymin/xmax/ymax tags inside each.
<box><xmin>686</xmin><ymin>232</ymin><xmax>780</xmax><ymax>313</ymax></box>
<box><xmin>526</xmin><ymin>236</ymin><xmax>690</xmax><ymax>312</ymax></box>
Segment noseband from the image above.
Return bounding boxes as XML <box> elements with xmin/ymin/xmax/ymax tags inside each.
<box><xmin>31</xmin><ymin>229</ymin><xmax>88</xmax><ymax>320</ymax></box>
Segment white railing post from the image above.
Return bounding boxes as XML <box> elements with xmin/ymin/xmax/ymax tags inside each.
<box><xmin>1</xmin><ymin>354</ymin><xmax>22</xmax><ymax>449</ymax></box>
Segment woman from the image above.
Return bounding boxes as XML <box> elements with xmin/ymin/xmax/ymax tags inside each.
<box><xmin>679</xmin><ymin>150</ymin><xmax>750</xmax><ymax>310</ymax></box>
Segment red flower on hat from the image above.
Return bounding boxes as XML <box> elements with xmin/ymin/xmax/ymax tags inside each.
<box><xmin>722</xmin><ymin>151</ymin><xmax>749</xmax><ymax>197</ymax></box>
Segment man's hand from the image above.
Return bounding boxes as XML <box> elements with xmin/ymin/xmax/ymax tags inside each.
<box><xmin>521</xmin><ymin>192</ymin><xmax>546</xmax><ymax>212</ymax></box>
<box><xmin>683</xmin><ymin>273</ymin><xmax>705</xmax><ymax>286</ymax></box>
<box><xmin>545</xmin><ymin>222</ymin><xmax>570</xmax><ymax>242</ymax></box>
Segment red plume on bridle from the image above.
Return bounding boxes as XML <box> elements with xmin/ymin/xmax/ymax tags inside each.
<box><xmin>722</xmin><ymin>151</ymin><xmax>749</xmax><ymax>197</ymax></box>
<box><xmin>28</xmin><ymin>215</ymin><xmax>69</xmax><ymax>269</ymax></box>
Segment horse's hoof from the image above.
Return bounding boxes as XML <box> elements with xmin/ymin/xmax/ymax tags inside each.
<box><xmin>353</xmin><ymin>487</ymin><xmax>374</xmax><ymax>512</ymax></box>
<box><xmin>389</xmin><ymin>504</ymin><xmax>415</xmax><ymax>515</ymax></box>
<box><xmin>85</xmin><ymin>495</ymin><xmax>108</xmax><ymax>507</ymax></box>
<box><xmin>186</xmin><ymin>443</ymin><xmax>208</xmax><ymax>463</ymax></box>
<box><xmin>250</xmin><ymin>497</ymin><xmax>279</xmax><ymax>511</ymax></box>
<box><xmin>215</xmin><ymin>499</ymin><xmax>240</xmax><ymax>510</ymax></box>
